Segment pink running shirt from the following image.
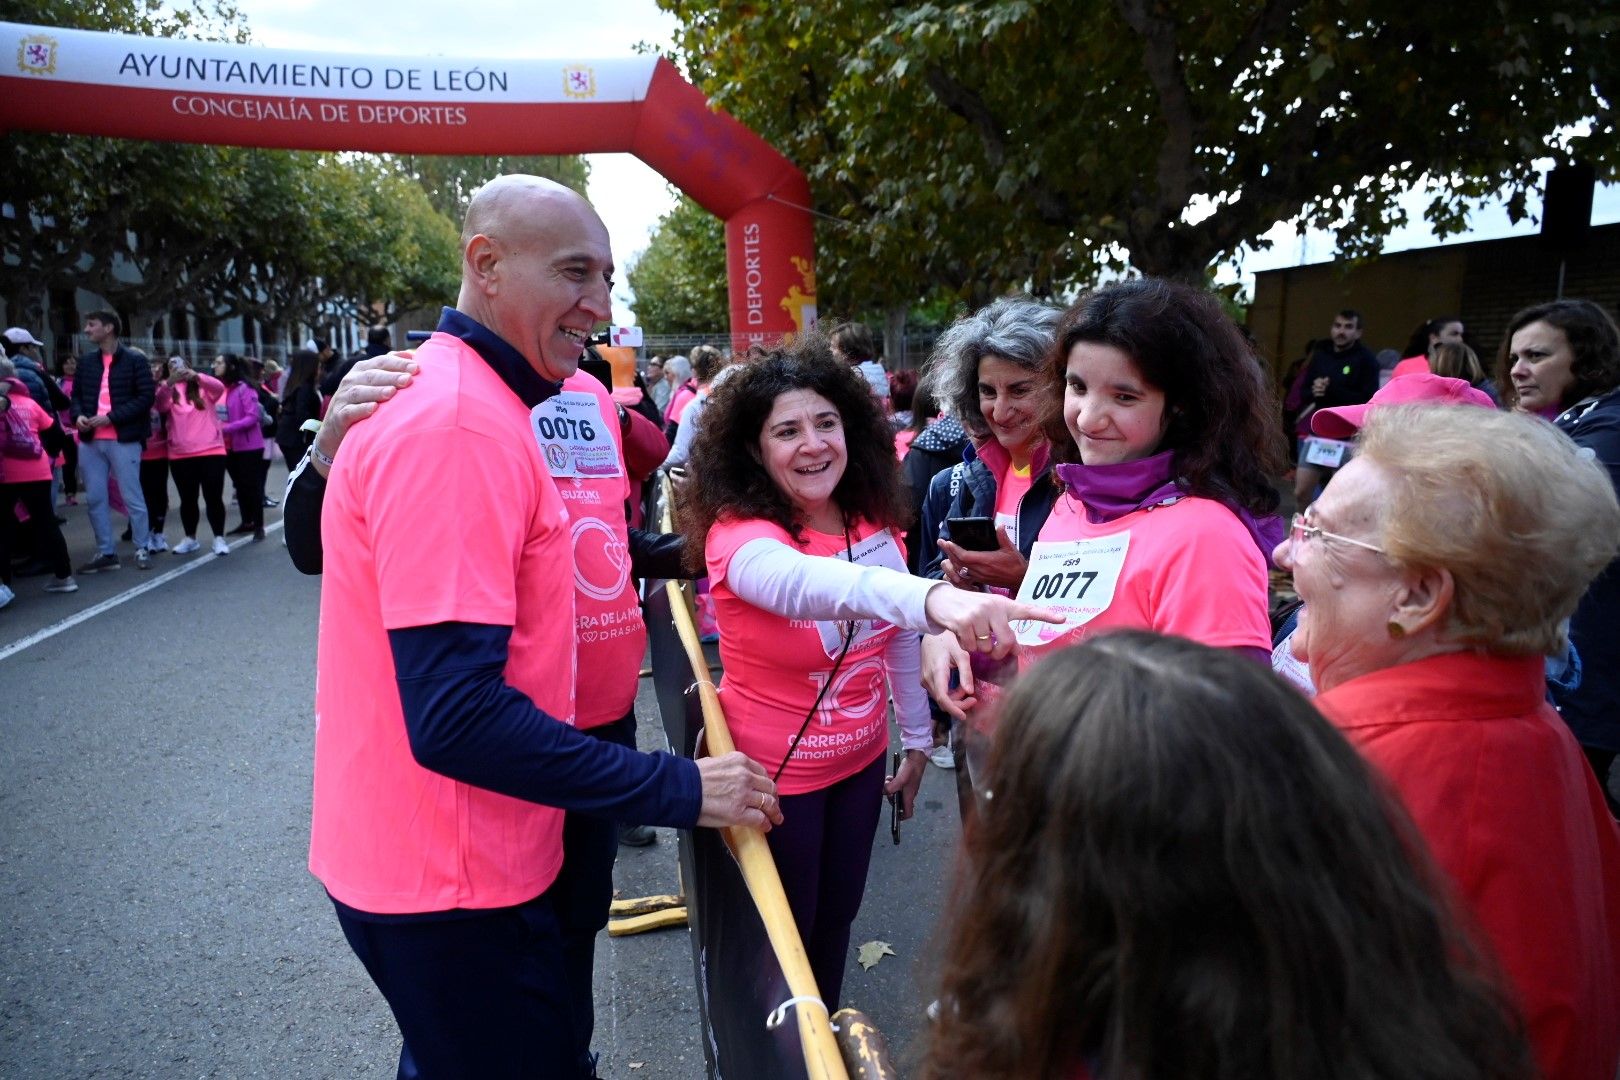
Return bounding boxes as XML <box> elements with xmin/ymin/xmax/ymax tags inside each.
<box><xmin>706</xmin><ymin>517</ymin><xmax>904</xmax><ymax>795</ymax></box>
<box><xmin>550</xmin><ymin>371</ymin><xmax>646</xmax><ymax>729</ymax></box>
<box><xmin>1016</xmin><ymin>493</ymin><xmax>1271</xmax><ymax>668</ymax></box>
<box><xmin>310</xmin><ymin>332</ymin><xmax>576</xmax><ymax>914</ymax></box>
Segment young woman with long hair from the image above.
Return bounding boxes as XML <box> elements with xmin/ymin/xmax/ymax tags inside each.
<box><xmin>679</xmin><ymin>336</ymin><xmax>1052</xmax><ymax>1009</ymax></box>
<box><xmin>156</xmin><ymin>357</ymin><xmax>231</xmax><ymax>556</ymax></box>
<box><xmin>923</xmin><ymin>279</ymin><xmax>1286</xmax><ymax>715</ymax></box>
<box><xmin>275</xmin><ymin>347</ymin><xmax>323</xmax><ymax>469</ymax></box>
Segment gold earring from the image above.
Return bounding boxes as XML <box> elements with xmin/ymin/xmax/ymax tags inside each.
<box><xmin>1387</xmin><ymin>621</ymin><xmax>1406</xmax><ymax>639</ymax></box>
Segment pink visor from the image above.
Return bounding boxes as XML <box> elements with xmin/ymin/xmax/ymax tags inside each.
<box><xmin>1312</xmin><ymin>373</ymin><xmax>1496</xmax><ymax>439</ymax></box>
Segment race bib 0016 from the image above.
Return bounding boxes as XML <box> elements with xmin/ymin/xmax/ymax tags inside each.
<box><xmin>816</xmin><ymin>530</ymin><xmax>907</xmax><ymax>657</ymax></box>
<box><xmin>1011</xmin><ymin>532</ymin><xmax>1131</xmax><ymax>646</ymax></box>
<box><xmin>530</xmin><ymin>392</ymin><xmax>621</xmax><ymax>479</ymax></box>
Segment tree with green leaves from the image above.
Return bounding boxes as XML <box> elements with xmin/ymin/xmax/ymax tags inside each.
<box><xmin>391</xmin><ymin>154</ymin><xmax>590</xmax><ymax>222</ymax></box>
<box><xmin>0</xmin><ymin>0</ymin><xmax>551</xmax><ymax>339</ymax></box>
<box><xmin>625</xmin><ymin>194</ymin><xmax>730</xmax><ymax>332</ymax></box>
<box><xmin>660</xmin><ymin>0</ymin><xmax>1618</xmax><ymax>311</ymax></box>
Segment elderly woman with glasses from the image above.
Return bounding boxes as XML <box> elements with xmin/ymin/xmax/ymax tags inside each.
<box><xmin>1273</xmin><ymin>404</ymin><xmax>1620</xmax><ymax>1080</ymax></box>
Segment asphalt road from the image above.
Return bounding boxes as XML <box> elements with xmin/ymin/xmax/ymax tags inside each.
<box><xmin>1</xmin><ymin>464</ymin><xmax>960</xmax><ymax>1078</ymax></box>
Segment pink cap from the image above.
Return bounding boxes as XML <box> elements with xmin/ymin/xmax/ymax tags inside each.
<box><xmin>1389</xmin><ymin>356</ymin><xmax>1430</xmax><ymax>379</ymax></box>
<box><xmin>1312</xmin><ymin>373</ymin><xmax>1495</xmax><ymax>439</ymax></box>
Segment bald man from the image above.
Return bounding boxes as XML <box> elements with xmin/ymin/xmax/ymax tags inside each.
<box><xmin>307</xmin><ymin>176</ymin><xmax>781</xmax><ymax>1079</ymax></box>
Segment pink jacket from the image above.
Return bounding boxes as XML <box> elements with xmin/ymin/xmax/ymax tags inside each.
<box><xmin>222</xmin><ymin>381</ymin><xmax>265</xmax><ymax>452</ymax></box>
<box><xmin>156</xmin><ymin>373</ymin><xmax>227</xmax><ymax>458</ymax></box>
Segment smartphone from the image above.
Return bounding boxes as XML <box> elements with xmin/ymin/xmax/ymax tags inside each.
<box><xmin>946</xmin><ymin>516</ymin><xmax>999</xmax><ymax>552</ymax></box>
<box><xmin>889</xmin><ymin>751</ymin><xmax>902</xmax><ymax>845</ymax></box>
<box><xmin>168</xmin><ymin>356</ymin><xmax>186</xmax><ymax>372</ymax></box>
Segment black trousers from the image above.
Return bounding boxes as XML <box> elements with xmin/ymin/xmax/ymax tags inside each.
<box><xmin>225</xmin><ymin>450</ymin><xmax>264</xmax><ymax>529</ymax></box>
<box><xmin>1</xmin><ymin>479</ymin><xmax>72</xmax><ymax>583</ymax></box>
<box><xmin>553</xmin><ymin>713</ymin><xmax>637</xmax><ymax>1068</ymax></box>
<box><xmin>169</xmin><ymin>455</ymin><xmax>227</xmax><ymax>539</ymax></box>
<box><xmin>60</xmin><ymin>437</ymin><xmax>78</xmax><ymax>496</ymax></box>
<box><xmin>332</xmin><ymin>712</ymin><xmax>637</xmax><ymax>1080</ymax></box>
<box><xmin>139</xmin><ymin>457</ymin><xmax>169</xmax><ymax>531</ymax></box>
<box><xmin>334</xmin><ymin>889</ymin><xmax>586</xmax><ymax>1080</ymax></box>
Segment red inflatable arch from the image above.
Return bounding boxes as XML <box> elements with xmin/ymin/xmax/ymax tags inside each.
<box><xmin>0</xmin><ymin>21</ymin><xmax>817</xmax><ymax>350</ymax></box>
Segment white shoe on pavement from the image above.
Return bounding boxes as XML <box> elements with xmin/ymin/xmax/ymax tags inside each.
<box><xmin>44</xmin><ymin>576</ymin><xmax>79</xmax><ymax>594</ymax></box>
<box><xmin>134</xmin><ymin>548</ymin><xmax>151</xmax><ymax>570</ymax></box>
<box><xmin>173</xmin><ymin>537</ymin><xmax>201</xmax><ymax>554</ymax></box>
<box><xmin>147</xmin><ymin>534</ymin><xmax>169</xmax><ymax>553</ymax></box>
<box><xmin>0</xmin><ymin>583</ymin><xmax>14</xmax><ymax>610</ymax></box>
<box><xmin>212</xmin><ymin>536</ymin><xmax>230</xmax><ymax>556</ymax></box>
<box><xmin>928</xmin><ymin>737</ymin><xmax>956</xmax><ymax>770</ymax></box>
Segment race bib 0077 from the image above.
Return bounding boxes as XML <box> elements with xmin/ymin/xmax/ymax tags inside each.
<box><xmin>530</xmin><ymin>392</ymin><xmax>621</xmax><ymax>479</ymax></box>
<box><xmin>815</xmin><ymin>530</ymin><xmax>907</xmax><ymax>658</ymax></box>
<box><xmin>1011</xmin><ymin>532</ymin><xmax>1131</xmax><ymax>646</ymax></box>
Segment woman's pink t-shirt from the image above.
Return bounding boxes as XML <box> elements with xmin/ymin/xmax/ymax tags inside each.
<box><xmin>706</xmin><ymin>517</ymin><xmax>904</xmax><ymax>795</ymax></box>
<box><xmin>310</xmin><ymin>333</ymin><xmax>576</xmax><ymax>914</ymax></box>
<box><xmin>1</xmin><ymin>395</ymin><xmax>54</xmax><ymax>484</ymax></box>
<box><xmin>994</xmin><ymin>464</ymin><xmax>1033</xmax><ymax>546</ymax></box>
<box><xmin>141</xmin><ymin>410</ymin><xmax>168</xmax><ymax>460</ymax></box>
<box><xmin>1016</xmin><ymin>494</ymin><xmax>1271</xmax><ymax>667</ymax></box>
<box><xmin>552</xmin><ymin>370</ymin><xmax>646</xmax><ymax>729</ymax></box>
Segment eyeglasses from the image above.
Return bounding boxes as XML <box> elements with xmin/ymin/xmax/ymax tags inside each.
<box><xmin>1288</xmin><ymin>513</ymin><xmax>1386</xmax><ymax>555</ymax></box>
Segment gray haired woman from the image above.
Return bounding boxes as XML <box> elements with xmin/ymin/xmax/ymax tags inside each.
<box><xmin>916</xmin><ymin>296</ymin><xmax>1063</xmax><ymax>591</ymax></box>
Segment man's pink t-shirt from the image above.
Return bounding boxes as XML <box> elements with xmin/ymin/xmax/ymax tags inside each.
<box><xmin>94</xmin><ymin>358</ymin><xmax>116</xmax><ymax>439</ymax></box>
<box><xmin>0</xmin><ymin>395</ymin><xmax>54</xmax><ymax>484</ymax></box>
<box><xmin>553</xmin><ymin>370</ymin><xmax>646</xmax><ymax>729</ymax></box>
<box><xmin>1018</xmin><ymin>493</ymin><xmax>1271</xmax><ymax>668</ymax></box>
<box><xmin>706</xmin><ymin>517</ymin><xmax>902</xmax><ymax>795</ymax></box>
<box><xmin>310</xmin><ymin>332</ymin><xmax>576</xmax><ymax>914</ymax></box>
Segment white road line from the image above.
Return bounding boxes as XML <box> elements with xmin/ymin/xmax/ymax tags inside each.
<box><xmin>0</xmin><ymin>519</ymin><xmax>286</xmax><ymax>663</ymax></box>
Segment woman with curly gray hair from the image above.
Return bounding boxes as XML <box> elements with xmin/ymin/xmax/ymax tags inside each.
<box><xmin>917</xmin><ymin>296</ymin><xmax>1063</xmax><ymax>592</ymax></box>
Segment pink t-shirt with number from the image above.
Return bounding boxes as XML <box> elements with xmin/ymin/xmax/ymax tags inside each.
<box><xmin>310</xmin><ymin>331</ymin><xmax>576</xmax><ymax>914</ymax></box>
<box><xmin>554</xmin><ymin>370</ymin><xmax>646</xmax><ymax>729</ymax></box>
<box><xmin>1018</xmin><ymin>493</ymin><xmax>1271</xmax><ymax>668</ymax></box>
<box><xmin>706</xmin><ymin>517</ymin><xmax>903</xmax><ymax>795</ymax></box>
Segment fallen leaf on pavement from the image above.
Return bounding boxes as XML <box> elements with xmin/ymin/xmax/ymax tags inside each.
<box><xmin>856</xmin><ymin>940</ymin><xmax>896</xmax><ymax>971</ymax></box>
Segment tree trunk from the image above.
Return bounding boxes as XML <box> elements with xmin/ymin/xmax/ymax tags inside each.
<box><xmin>883</xmin><ymin>304</ymin><xmax>908</xmax><ymax>369</ymax></box>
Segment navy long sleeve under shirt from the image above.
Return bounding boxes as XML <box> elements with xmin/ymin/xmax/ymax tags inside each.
<box><xmin>387</xmin><ymin>622</ymin><xmax>702</xmax><ymax>827</ymax></box>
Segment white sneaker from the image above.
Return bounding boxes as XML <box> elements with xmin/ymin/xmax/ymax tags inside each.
<box><xmin>44</xmin><ymin>576</ymin><xmax>78</xmax><ymax>594</ymax></box>
<box><xmin>147</xmin><ymin>534</ymin><xmax>169</xmax><ymax>553</ymax></box>
<box><xmin>0</xmin><ymin>583</ymin><xmax>14</xmax><ymax>610</ymax></box>
<box><xmin>173</xmin><ymin>537</ymin><xmax>201</xmax><ymax>555</ymax></box>
<box><xmin>212</xmin><ymin>536</ymin><xmax>230</xmax><ymax>556</ymax></box>
<box><xmin>929</xmin><ymin>739</ymin><xmax>956</xmax><ymax>770</ymax></box>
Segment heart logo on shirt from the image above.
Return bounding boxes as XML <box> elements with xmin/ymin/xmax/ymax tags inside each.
<box><xmin>572</xmin><ymin>516</ymin><xmax>631</xmax><ymax>602</ymax></box>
